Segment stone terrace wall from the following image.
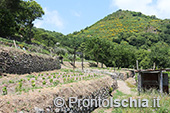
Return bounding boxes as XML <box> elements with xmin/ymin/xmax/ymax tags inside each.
<box><xmin>0</xmin><ymin>76</ymin><xmax>117</xmax><ymax>113</ymax></box>
<box><xmin>0</xmin><ymin>46</ymin><xmax>61</xmax><ymax>74</ymax></box>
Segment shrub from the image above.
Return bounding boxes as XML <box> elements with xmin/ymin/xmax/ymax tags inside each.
<box><xmin>50</xmin><ymin>79</ymin><xmax>53</xmax><ymax>83</ymax></box>
<box><xmin>79</xmin><ymin>73</ymin><xmax>83</xmax><ymax>76</ymax></box>
<box><xmin>48</xmin><ymin>76</ymin><xmax>51</xmax><ymax>79</ymax></box>
<box><xmin>63</xmin><ymin>78</ymin><xmax>66</xmax><ymax>83</ymax></box>
<box><xmin>9</xmin><ymin>80</ymin><xmax>14</xmax><ymax>83</ymax></box>
<box><xmin>32</xmin><ymin>83</ymin><xmax>36</xmax><ymax>87</ymax></box>
<box><xmin>19</xmin><ymin>82</ymin><xmax>22</xmax><ymax>89</ymax></box>
<box><xmin>35</xmin><ymin>76</ymin><xmax>38</xmax><ymax>80</ymax></box>
<box><xmin>31</xmin><ymin>80</ymin><xmax>35</xmax><ymax>83</ymax></box>
<box><xmin>42</xmin><ymin>81</ymin><xmax>46</xmax><ymax>85</ymax></box>
<box><xmin>42</xmin><ymin>77</ymin><xmax>45</xmax><ymax>80</ymax></box>
<box><xmin>53</xmin><ymin>80</ymin><xmax>60</xmax><ymax>86</ymax></box>
<box><xmin>109</xmin><ymin>87</ymin><xmax>113</xmax><ymax>92</ymax></box>
<box><xmin>2</xmin><ymin>86</ymin><xmax>7</xmax><ymax>95</ymax></box>
<box><xmin>15</xmin><ymin>82</ymin><xmax>22</xmax><ymax>92</ymax></box>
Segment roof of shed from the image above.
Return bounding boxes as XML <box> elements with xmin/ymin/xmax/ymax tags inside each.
<box><xmin>135</xmin><ymin>68</ymin><xmax>170</xmax><ymax>73</ymax></box>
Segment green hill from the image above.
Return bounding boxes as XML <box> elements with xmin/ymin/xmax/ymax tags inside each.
<box><xmin>65</xmin><ymin>10</ymin><xmax>170</xmax><ymax>68</ymax></box>
<box><xmin>74</xmin><ymin>10</ymin><xmax>170</xmax><ymax>42</ymax></box>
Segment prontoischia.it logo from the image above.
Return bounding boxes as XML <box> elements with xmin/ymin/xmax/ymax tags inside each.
<box><xmin>54</xmin><ymin>97</ymin><xmax>160</xmax><ymax>108</ymax></box>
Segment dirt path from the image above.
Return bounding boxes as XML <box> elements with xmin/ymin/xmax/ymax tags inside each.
<box><xmin>116</xmin><ymin>80</ymin><xmax>131</xmax><ymax>94</ymax></box>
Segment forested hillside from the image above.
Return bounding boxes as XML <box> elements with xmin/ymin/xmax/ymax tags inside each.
<box><xmin>69</xmin><ymin>10</ymin><xmax>170</xmax><ymax>69</ymax></box>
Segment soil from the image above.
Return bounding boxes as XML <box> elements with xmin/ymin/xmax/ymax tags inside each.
<box><xmin>116</xmin><ymin>80</ymin><xmax>131</xmax><ymax>94</ymax></box>
<box><xmin>0</xmin><ymin>76</ymin><xmax>115</xmax><ymax>113</ymax></box>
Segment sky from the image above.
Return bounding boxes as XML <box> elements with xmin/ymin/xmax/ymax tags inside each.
<box><xmin>33</xmin><ymin>0</ymin><xmax>170</xmax><ymax>35</ymax></box>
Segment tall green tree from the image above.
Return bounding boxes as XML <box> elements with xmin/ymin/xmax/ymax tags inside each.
<box><xmin>0</xmin><ymin>0</ymin><xmax>21</xmax><ymax>37</ymax></box>
<box><xmin>149</xmin><ymin>42</ymin><xmax>170</xmax><ymax>68</ymax></box>
<box><xmin>18</xmin><ymin>0</ymin><xmax>44</xmax><ymax>43</ymax></box>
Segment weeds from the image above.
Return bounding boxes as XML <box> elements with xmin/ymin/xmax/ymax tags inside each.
<box><xmin>2</xmin><ymin>86</ymin><xmax>7</xmax><ymax>95</ymax></box>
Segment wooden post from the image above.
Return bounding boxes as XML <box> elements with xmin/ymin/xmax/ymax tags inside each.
<box><xmin>13</xmin><ymin>40</ymin><xmax>17</xmax><ymax>48</ymax></box>
<box><xmin>136</xmin><ymin>60</ymin><xmax>139</xmax><ymax>70</ymax></box>
<box><xmin>81</xmin><ymin>52</ymin><xmax>84</xmax><ymax>72</ymax></box>
<box><xmin>160</xmin><ymin>70</ymin><xmax>163</xmax><ymax>94</ymax></box>
<box><xmin>138</xmin><ymin>72</ymin><xmax>142</xmax><ymax>95</ymax></box>
<box><xmin>153</xmin><ymin>62</ymin><xmax>155</xmax><ymax>70</ymax></box>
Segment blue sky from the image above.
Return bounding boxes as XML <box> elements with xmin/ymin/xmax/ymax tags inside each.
<box><xmin>34</xmin><ymin>0</ymin><xmax>170</xmax><ymax>35</ymax></box>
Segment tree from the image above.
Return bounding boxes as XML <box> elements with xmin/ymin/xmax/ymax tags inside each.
<box><xmin>36</xmin><ymin>32</ymin><xmax>57</xmax><ymax>47</ymax></box>
<box><xmin>18</xmin><ymin>0</ymin><xmax>44</xmax><ymax>43</ymax></box>
<box><xmin>78</xmin><ymin>42</ymin><xmax>86</xmax><ymax>71</ymax></box>
<box><xmin>0</xmin><ymin>0</ymin><xmax>21</xmax><ymax>37</ymax></box>
<box><xmin>136</xmin><ymin>49</ymin><xmax>151</xmax><ymax>69</ymax></box>
<box><xmin>60</xmin><ymin>35</ymin><xmax>83</xmax><ymax>69</ymax></box>
<box><xmin>149</xmin><ymin>42</ymin><xmax>170</xmax><ymax>68</ymax></box>
<box><xmin>85</xmin><ymin>37</ymin><xmax>103</xmax><ymax>67</ymax></box>
<box><xmin>0</xmin><ymin>10</ymin><xmax>16</xmax><ymax>37</ymax></box>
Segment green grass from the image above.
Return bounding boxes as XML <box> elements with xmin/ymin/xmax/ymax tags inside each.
<box><xmin>111</xmin><ymin>90</ymin><xmax>170</xmax><ymax>113</ymax></box>
<box><xmin>26</xmin><ymin>75</ymin><xmax>35</xmax><ymax>78</ymax></box>
<box><xmin>126</xmin><ymin>81</ymin><xmax>136</xmax><ymax>88</ymax></box>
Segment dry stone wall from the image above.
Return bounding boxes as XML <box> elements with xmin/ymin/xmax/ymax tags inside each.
<box><xmin>33</xmin><ymin>76</ymin><xmax>118</xmax><ymax>113</ymax></box>
<box><xmin>0</xmin><ymin>46</ymin><xmax>61</xmax><ymax>74</ymax></box>
<box><xmin>0</xmin><ymin>76</ymin><xmax>117</xmax><ymax>113</ymax></box>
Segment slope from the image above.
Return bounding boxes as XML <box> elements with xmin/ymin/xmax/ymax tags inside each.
<box><xmin>74</xmin><ymin>10</ymin><xmax>170</xmax><ymax>41</ymax></box>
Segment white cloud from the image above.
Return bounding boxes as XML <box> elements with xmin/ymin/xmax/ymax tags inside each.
<box><xmin>111</xmin><ymin>0</ymin><xmax>170</xmax><ymax>19</ymax></box>
<box><xmin>34</xmin><ymin>20</ymin><xmax>43</xmax><ymax>28</ymax></box>
<box><xmin>71</xmin><ymin>10</ymin><xmax>81</xmax><ymax>17</ymax></box>
<box><xmin>74</xmin><ymin>12</ymin><xmax>81</xmax><ymax>17</ymax></box>
<box><xmin>34</xmin><ymin>8</ymin><xmax>64</xmax><ymax>30</ymax></box>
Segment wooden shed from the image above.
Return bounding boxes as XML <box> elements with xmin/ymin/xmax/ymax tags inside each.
<box><xmin>137</xmin><ymin>69</ymin><xmax>169</xmax><ymax>94</ymax></box>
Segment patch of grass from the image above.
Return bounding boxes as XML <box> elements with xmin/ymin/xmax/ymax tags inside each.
<box><xmin>63</xmin><ymin>78</ymin><xmax>66</xmax><ymax>83</ymax></box>
<box><xmin>9</xmin><ymin>80</ymin><xmax>15</xmax><ymax>83</ymax></box>
<box><xmin>50</xmin><ymin>79</ymin><xmax>53</xmax><ymax>83</ymax></box>
<box><xmin>32</xmin><ymin>83</ymin><xmax>35</xmax><ymax>87</ymax></box>
<box><xmin>53</xmin><ymin>80</ymin><xmax>60</xmax><ymax>86</ymax></box>
<box><xmin>2</xmin><ymin>86</ymin><xmax>7</xmax><ymax>95</ymax></box>
<box><xmin>113</xmin><ymin>90</ymin><xmax>127</xmax><ymax>99</ymax></box>
<box><xmin>111</xmin><ymin>89</ymin><xmax>170</xmax><ymax>113</ymax></box>
<box><xmin>15</xmin><ymin>82</ymin><xmax>23</xmax><ymax>92</ymax></box>
<box><xmin>42</xmin><ymin>81</ymin><xmax>46</xmax><ymax>85</ymax></box>
<box><xmin>53</xmin><ymin>75</ymin><xmax>56</xmax><ymax>78</ymax></box>
<box><xmin>31</xmin><ymin>80</ymin><xmax>35</xmax><ymax>83</ymax></box>
<box><xmin>42</xmin><ymin>77</ymin><xmax>45</xmax><ymax>80</ymax></box>
<box><xmin>35</xmin><ymin>76</ymin><xmax>38</xmax><ymax>80</ymax></box>
<box><xmin>126</xmin><ymin>81</ymin><xmax>136</xmax><ymax>88</ymax></box>
<box><xmin>48</xmin><ymin>76</ymin><xmax>51</xmax><ymax>79</ymax></box>
<box><xmin>26</xmin><ymin>75</ymin><xmax>35</xmax><ymax>78</ymax></box>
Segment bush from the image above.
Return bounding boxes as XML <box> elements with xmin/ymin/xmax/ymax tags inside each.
<box><xmin>53</xmin><ymin>80</ymin><xmax>60</xmax><ymax>86</ymax></box>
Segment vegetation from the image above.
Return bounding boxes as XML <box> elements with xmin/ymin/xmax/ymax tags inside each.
<box><xmin>1</xmin><ymin>3</ymin><xmax>170</xmax><ymax>69</ymax></box>
<box><xmin>112</xmin><ymin>90</ymin><xmax>170</xmax><ymax>113</ymax></box>
<box><xmin>0</xmin><ymin>70</ymin><xmax>104</xmax><ymax>95</ymax></box>
<box><xmin>70</xmin><ymin>10</ymin><xmax>170</xmax><ymax>69</ymax></box>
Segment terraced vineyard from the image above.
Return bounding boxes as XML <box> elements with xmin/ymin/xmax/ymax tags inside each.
<box><xmin>0</xmin><ymin>69</ymin><xmax>104</xmax><ymax>95</ymax></box>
